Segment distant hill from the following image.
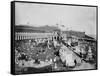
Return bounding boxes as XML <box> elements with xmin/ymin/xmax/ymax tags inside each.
<box><xmin>15</xmin><ymin>25</ymin><xmax>60</xmax><ymax>32</ymax></box>
<box><xmin>87</xmin><ymin>34</ymin><xmax>97</xmax><ymax>40</ymax></box>
<box><xmin>15</xmin><ymin>25</ymin><xmax>95</xmax><ymax>40</ymax></box>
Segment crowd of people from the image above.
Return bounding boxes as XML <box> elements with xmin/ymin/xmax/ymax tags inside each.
<box><xmin>15</xmin><ymin>32</ymin><xmax>97</xmax><ymax>73</ymax></box>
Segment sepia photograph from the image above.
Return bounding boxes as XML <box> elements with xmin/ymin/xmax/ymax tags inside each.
<box><xmin>11</xmin><ymin>1</ymin><xmax>97</xmax><ymax>75</ymax></box>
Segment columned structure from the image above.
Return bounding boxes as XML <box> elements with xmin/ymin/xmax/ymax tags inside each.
<box><xmin>15</xmin><ymin>32</ymin><xmax>58</xmax><ymax>40</ymax></box>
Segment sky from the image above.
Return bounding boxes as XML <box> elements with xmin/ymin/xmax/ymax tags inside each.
<box><xmin>15</xmin><ymin>2</ymin><xmax>97</xmax><ymax>35</ymax></box>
